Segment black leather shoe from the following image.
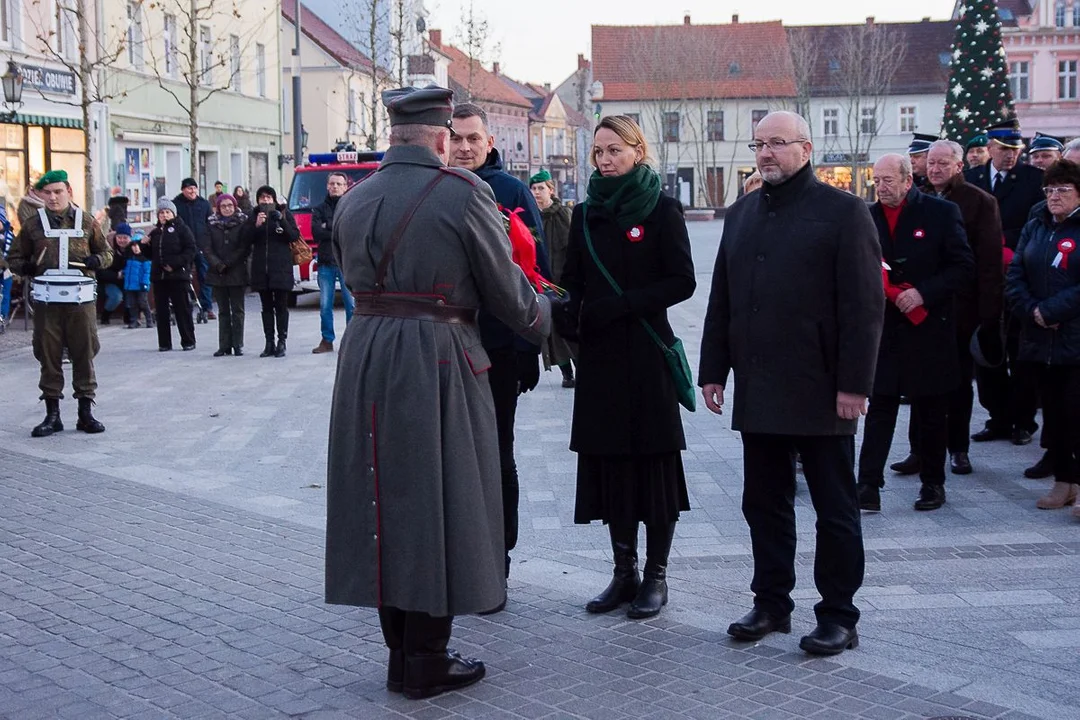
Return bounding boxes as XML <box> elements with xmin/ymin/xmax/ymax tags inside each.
<box><xmin>259</xmin><ymin>340</ymin><xmax>275</xmax><ymax>358</ymax></box>
<box><xmin>1024</xmin><ymin>451</ymin><xmax>1054</xmax><ymax>479</ymax></box>
<box><xmin>387</xmin><ymin>649</ymin><xmax>403</xmax><ymax>693</ymax></box>
<box><xmin>972</xmin><ymin>427</ymin><xmax>1010</xmax><ymax>442</ymax></box>
<box><xmin>403</xmin><ymin>650</ymin><xmax>485</xmax><ymax>700</ymax></box>
<box><xmin>889</xmin><ymin>453</ymin><xmax>921</xmax><ymax>475</ymax></box>
<box><xmin>799</xmin><ymin>623</ymin><xmax>858</xmax><ymax>656</ymax></box>
<box><xmin>914</xmin><ymin>483</ymin><xmax>946</xmax><ymax>511</ymax></box>
<box><xmin>950</xmin><ymin>452</ymin><xmax>973</xmax><ymax>475</ymax></box>
<box><xmin>857</xmin><ymin>484</ymin><xmax>880</xmax><ymax>513</ymax></box>
<box><xmin>213</xmin><ymin>348</ymin><xmax>231</xmax><ymax>357</ymax></box>
<box><xmin>727</xmin><ymin>609</ymin><xmax>791</xmax><ymax>641</ymax></box>
<box><xmin>1011</xmin><ymin>428</ymin><xmax>1033</xmax><ymax>446</ymax></box>
<box><xmin>233</xmin><ymin>346</ymin><xmax>244</xmax><ymax>357</ymax></box>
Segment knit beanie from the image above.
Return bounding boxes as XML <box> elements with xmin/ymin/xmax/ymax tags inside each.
<box><xmin>114</xmin><ymin>222</ymin><xmax>133</xmax><ymax>237</ymax></box>
<box><xmin>157</xmin><ymin>197</ymin><xmax>177</xmax><ymax>214</ymax></box>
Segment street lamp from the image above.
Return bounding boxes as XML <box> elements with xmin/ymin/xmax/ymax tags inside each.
<box><xmin>1</xmin><ymin>60</ymin><xmax>23</xmax><ymax>120</ymax></box>
<box><xmin>301</xmin><ymin>125</ymin><xmax>309</xmax><ymax>151</ymax></box>
<box><xmin>277</xmin><ymin>125</ymin><xmax>310</xmax><ymax>169</ymax></box>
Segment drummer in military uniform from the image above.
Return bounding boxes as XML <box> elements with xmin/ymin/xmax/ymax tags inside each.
<box><xmin>324</xmin><ymin>86</ymin><xmax>553</xmax><ymax>700</ymax></box>
<box><xmin>8</xmin><ymin>169</ymin><xmax>111</xmax><ymax>437</ymax></box>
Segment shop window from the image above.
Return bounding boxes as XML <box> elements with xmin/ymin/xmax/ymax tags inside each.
<box><xmin>28</xmin><ymin>126</ymin><xmax>45</xmax><ymax>186</ymax></box>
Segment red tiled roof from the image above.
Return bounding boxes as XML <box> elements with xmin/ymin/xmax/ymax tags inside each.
<box><xmin>787</xmin><ymin>21</ymin><xmax>953</xmax><ymax>96</ymax></box>
<box><xmin>429</xmin><ymin>39</ymin><xmax>532</xmax><ymax>109</ymax></box>
<box><xmin>282</xmin><ymin>3</ymin><xmax>373</xmax><ymax>71</ymax></box>
<box><xmin>591</xmin><ymin>22</ymin><xmax>796</xmax><ymax>100</ymax></box>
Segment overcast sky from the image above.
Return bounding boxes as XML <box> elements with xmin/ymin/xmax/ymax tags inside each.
<box><xmin>426</xmin><ymin>0</ymin><xmax>957</xmax><ymax>86</ymax></box>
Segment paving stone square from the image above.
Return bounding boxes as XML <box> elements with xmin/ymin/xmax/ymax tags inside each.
<box><xmin>0</xmin><ymin>221</ymin><xmax>1078</xmax><ymax>719</ymax></box>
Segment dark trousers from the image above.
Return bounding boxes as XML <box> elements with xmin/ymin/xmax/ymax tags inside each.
<box><xmin>378</xmin><ymin>607</ymin><xmax>453</xmax><ymax>655</ymax></box>
<box><xmin>741</xmin><ymin>433</ymin><xmax>864</xmax><ymax>629</ymax></box>
<box><xmin>213</xmin><ymin>286</ymin><xmax>246</xmax><ymax>350</ymax></box>
<box><xmin>124</xmin><ymin>290</ymin><xmax>152</xmax><ymax>325</ymax></box>
<box><xmin>194</xmin><ymin>252</ymin><xmax>212</xmax><ymax>311</ymax></box>
<box><xmin>258</xmin><ymin>290</ymin><xmax>289</xmax><ymax>341</ymax></box>
<box><xmin>975</xmin><ymin>322</ymin><xmax>1038</xmax><ymax>433</ymax></box>
<box><xmin>487</xmin><ymin>346</ymin><xmax>519</xmax><ymax>573</ymax></box>
<box><xmin>154</xmin><ymin>280</ymin><xmax>196</xmax><ymax>349</ymax></box>
<box><xmin>862</xmin><ymin>393</ymin><xmax>950</xmax><ymax>487</ymax></box>
<box><xmin>31</xmin><ymin>302</ymin><xmax>99</xmax><ymax>400</ymax></box>
<box><xmin>1031</xmin><ymin>363</ymin><xmax>1080</xmax><ymax>484</ymax></box>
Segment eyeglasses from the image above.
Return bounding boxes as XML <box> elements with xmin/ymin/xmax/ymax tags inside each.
<box><xmin>1044</xmin><ymin>186</ymin><xmax>1077</xmax><ymax>197</ymax></box>
<box><xmin>748</xmin><ymin>138</ymin><xmax>808</xmax><ymax>152</ymax></box>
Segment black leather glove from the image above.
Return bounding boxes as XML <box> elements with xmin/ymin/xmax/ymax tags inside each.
<box><xmin>516</xmin><ymin>350</ymin><xmax>541</xmax><ymax>394</ymax></box>
<box><xmin>83</xmin><ymin>254</ymin><xmax>102</xmax><ymax>270</ymax></box>
<box><xmin>20</xmin><ymin>262</ymin><xmax>37</xmax><ymax>277</ymax></box>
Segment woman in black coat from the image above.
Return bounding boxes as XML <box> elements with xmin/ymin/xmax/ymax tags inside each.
<box><xmin>559</xmin><ymin>115</ymin><xmax>696</xmax><ymax>619</ymax></box>
<box><xmin>1006</xmin><ymin>159</ymin><xmax>1080</xmax><ymax>515</ymax></box>
<box><xmin>203</xmin><ymin>194</ymin><xmax>252</xmax><ymax>357</ymax></box>
<box><xmin>246</xmin><ymin>185</ymin><xmax>299</xmax><ymax>357</ymax></box>
<box><xmin>148</xmin><ymin>198</ymin><xmax>198</xmax><ymax>351</ymax></box>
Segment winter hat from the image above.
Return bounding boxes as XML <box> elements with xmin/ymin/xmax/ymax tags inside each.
<box><xmin>215</xmin><ymin>193</ymin><xmax>237</xmax><ymax>211</ymax></box>
<box><xmin>114</xmin><ymin>222</ymin><xmax>133</xmax><ymax>237</ymax></box>
<box><xmin>255</xmin><ymin>185</ymin><xmax>277</xmax><ymax>203</ymax></box>
<box><xmin>181</xmin><ymin>177</ymin><xmax>198</xmax><ymax>189</ymax></box>
<box><xmin>157</xmin><ymin>197</ymin><xmax>177</xmax><ymax>214</ymax></box>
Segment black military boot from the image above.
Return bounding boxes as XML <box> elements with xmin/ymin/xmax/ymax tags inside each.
<box><xmin>627</xmin><ymin>522</ymin><xmax>675</xmax><ymax>619</ymax></box>
<box><xmin>31</xmin><ymin>398</ymin><xmax>63</xmax><ymax>438</ymax></box>
<box><xmin>76</xmin><ymin>398</ymin><xmax>105</xmax><ymax>434</ymax></box>
<box><xmin>586</xmin><ymin>523</ymin><xmax>640</xmax><ymax>613</ymax></box>
<box><xmin>274</xmin><ymin>334</ymin><xmax>287</xmax><ymax>358</ymax></box>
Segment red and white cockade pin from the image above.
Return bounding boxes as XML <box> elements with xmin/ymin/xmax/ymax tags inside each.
<box><xmin>913</xmin><ymin>229</ymin><xmax>925</xmax><ymax>239</ymax></box>
<box><xmin>627</xmin><ymin>225</ymin><xmax>645</xmax><ymax>242</ymax></box>
<box><xmin>1052</xmin><ymin>238</ymin><xmax>1076</xmax><ymax>269</ymax></box>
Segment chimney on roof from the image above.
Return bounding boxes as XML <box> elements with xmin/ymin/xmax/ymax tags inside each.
<box><xmin>865</xmin><ymin>16</ymin><xmax>875</xmax><ymax>26</ymax></box>
<box><xmin>429</xmin><ymin>29</ymin><xmax>441</xmax><ymax>47</ymax></box>
<box><xmin>577</xmin><ymin>53</ymin><xmax>588</xmax><ymax>70</ymax></box>
<box><xmin>684</xmin><ymin>13</ymin><xmax>690</xmax><ymax>26</ymax></box>
<box><xmin>921</xmin><ymin>16</ymin><xmax>930</xmax><ymax>21</ymax></box>
<box><xmin>544</xmin><ymin>82</ymin><xmax>551</xmax><ymax>92</ymax></box>
<box><xmin>493</xmin><ymin>62</ymin><xmax>500</xmax><ymax>75</ymax></box>
<box><xmin>732</xmin><ymin>13</ymin><xmax>739</xmax><ymax>23</ymax></box>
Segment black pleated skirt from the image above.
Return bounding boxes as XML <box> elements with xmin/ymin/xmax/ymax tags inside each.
<box><xmin>573</xmin><ymin>452</ymin><xmax>690</xmax><ymax>526</ymax></box>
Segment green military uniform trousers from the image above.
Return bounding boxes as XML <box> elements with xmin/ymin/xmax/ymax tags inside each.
<box><xmin>32</xmin><ymin>302</ymin><xmax>100</xmax><ymax>400</ymax></box>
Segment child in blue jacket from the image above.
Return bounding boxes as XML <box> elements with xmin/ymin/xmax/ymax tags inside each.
<box><xmin>115</xmin><ymin>224</ymin><xmax>153</xmax><ymax>328</ymax></box>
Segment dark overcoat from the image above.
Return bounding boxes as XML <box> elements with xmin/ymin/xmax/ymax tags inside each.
<box><xmin>202</xmin><ymin>212</ymin><xmax>251</xmax><ymax>287</ymax></box>
<box><xmin>246</xmin><ymin>205</ymin><xmax>298</xmax><ymax>291</ymax></box>
<box><xmin>324</xmin><ymin>144</ymin><xmax>550</xmax><ymax>617</ymax></box>
<box><xmin>147</xmin><ymin>217</ymin><xmax>196</xmax><ymax>282</ymax></box>
<box><xmin>560</xmin><ymin>195</ymin><xmax>696</xmax><ymax>456</ymax></box>
<box><xmin>869</xmin><ymin>187</ymin><xmax>974</xmax><ymax>397</ymax></box>
<box><xmin>698</xmin><ymin>164</ymin><xmax>884</xmax><ymax>436</ymax></box>
<box><xmin>965</xmin><ymin>162</ymin><xmax>1044</xmax><ymax>249</ymax></box>
<box><xmin>935</xmin><ymin>174</ymin><xmax>1004</xmax><ymax>339</ymax></box>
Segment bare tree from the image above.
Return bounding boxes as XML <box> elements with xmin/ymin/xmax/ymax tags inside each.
<box><xmin>339</xmin><ymin>0</ymin><xmax>390</xmax><ymax>149</ymax></box>
<box><xmin>28</xmin><ymin>0</ymin><xmax>131</xmax><ymax>205</ymax></box>
<box><xmin>146</xmin><ymin>0</ymin><xmax>272</xmax><ymax>178</ymax></box>
<box><xmin>627</xmin><ymin>26</ymin><xmax>688</xmax><ymax>198</ymax></box>
<box><xmin>388</xmin><ymin>0</ymin><xmax>407</xmax><ymax>86</ymax></box>
<box><xmin>787</xmin><ymin>28</ymin><xmax>821</xmax><ymax>137</ymax></box>
<box><xmin>456</xmin><ymin>0</ymin><xmax>491</xmax><ymax>101</ymax></box>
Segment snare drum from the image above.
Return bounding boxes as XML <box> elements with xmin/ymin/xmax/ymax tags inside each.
<box><xmin>31</xmin><ymin>271</ymin><xmax>97</xmax><ymax>304</ymax></box>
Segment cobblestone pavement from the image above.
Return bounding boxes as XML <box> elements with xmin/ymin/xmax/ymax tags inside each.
<box><xmin>0</xmin><ymin>222</ymin><xmax>1077</xmax><ymax>720</ymax></box>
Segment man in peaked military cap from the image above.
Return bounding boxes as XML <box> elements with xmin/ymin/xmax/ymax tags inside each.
<box><xmin>324</xmin><ymin>86</ymin><xmax>554</xmax><ymax>700</ymax></box>
<box><xmin>965</xmin><ymin>134</ymin><xmax>989</xmax><ymax>169</ymax></box>
<box><xmin>8</xmin><ymin>169</ymin><xmax>111</xmax><ymax>437</ymax></box>
<box><xmin>908</xmin><ymin>133</ymin><xmax>938</xmax><ymax>192</ymax></box>
<box><xmin>964</xmin><ymin>117</ymin><xmax>1045</xmax><ymax>446</ymax></box>
<box><xmin>1028</xmin><ymin>132</ymin><xmax>1066</xmax><ymax>171</ymax></box>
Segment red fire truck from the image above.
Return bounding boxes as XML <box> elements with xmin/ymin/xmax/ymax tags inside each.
<box><xmin>285</xmin><ymin>148</ymin><xmax>383</xmax><ymax>297</ymax></box>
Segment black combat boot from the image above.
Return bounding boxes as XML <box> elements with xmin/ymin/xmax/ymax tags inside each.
<box><xmin>31</xmin><ymin>398</ymin><xmax>63</xmax><ymax>438</ymax></box>
<box><xmin>586</xmin><ymin>522</ymin><xmax>640</xmax><ymax>613</ymax></box>
<box><xmin>627</xmin><ymin>522</ymin><xmax>675</xmax><ymax>619</ymax></box>
<box><xmin>76</xmin><ymin>398</ymin><xmax>105</xmax><ymax>433</ymax></box>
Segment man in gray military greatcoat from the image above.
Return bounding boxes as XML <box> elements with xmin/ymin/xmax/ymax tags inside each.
<box><xmin>324</xmin><ymin>86</ymin><xmax>552</xmax><ymax>700</ymax></box>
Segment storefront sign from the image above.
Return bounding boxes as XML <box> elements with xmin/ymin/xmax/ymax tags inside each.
<box><xmin>19</xmin><ymin>64</ymin><xmax>77</xmax><ymax>96</ymax></box>
<box><xmin>822</xmin><ymin>152</ymin><xmax>869</xmax><ymax>164</ymax></box>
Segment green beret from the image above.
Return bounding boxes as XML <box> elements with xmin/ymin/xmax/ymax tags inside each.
<box><xmin>34</xmin><ymin>170</ymin><xmax>69</xmax><ymax>189</ymax></box>
<box><xmin>966</xmin><ymin>134</ymin><xmax>988</xmax><ymax>150</ymax></box>
<box><xmin>529</xmin><ymin>169</ymin><xmax>552</xmax><ymax>186</ymax></box>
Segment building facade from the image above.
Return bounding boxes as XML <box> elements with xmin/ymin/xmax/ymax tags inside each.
<box><xmin>101</xmin><ymin>0</ymin><xmax>282</xmax><ymax>224</ymax></box>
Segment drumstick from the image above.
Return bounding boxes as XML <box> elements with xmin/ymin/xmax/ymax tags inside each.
<box><xmin>36</xmin><ymin>247</ymin><xmax>47</xmax><ymax>265</ymax></box>
<box><xmin>69</xmin><ymin>261</ymin><xmax>86</xmax><ymax>268</ymax></box>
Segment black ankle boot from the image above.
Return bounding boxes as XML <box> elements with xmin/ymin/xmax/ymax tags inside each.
<box><xmin>586</xmin><ymin>523</ymin><xmax>640</xmax><ymax>613</ymax></box>
<box><xmin>31</xmin><ymin>398</ymin><xmax>63</xmax><ymax>437</ymax></box>
<box><xmin>259</xmin><ymin>337</ymin><xmax>275</xmax><ymax>357</ymax></box>
<box><xmin>627</xmin><ymin>522</ymin><xmax>675</xmax><ymax>619</ymax></box>
<box><xmin>75</xmin><ymin>398</ymin><xmax>105</xmax><ymax>434</ymax></box>
<box><xmin>560</xmin><ymin>364</ymin><xmax>575</xmax><ymax>388</ymax></box>
<box><xmin>274</xmin><ymin>337</ymin><xmax>287</xmax><ymax>358</ymax></box>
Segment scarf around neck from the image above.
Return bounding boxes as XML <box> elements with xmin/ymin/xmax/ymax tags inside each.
<box><xmin>585</xmin><ymin>164</ymin><xmax>661</xmax><ymax>230</ymax></box>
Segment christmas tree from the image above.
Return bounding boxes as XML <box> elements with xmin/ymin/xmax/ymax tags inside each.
<box><xmin>941</xmin><ymin>0</ymin><xmax>1015</xmax><ymax>143</ymax></box>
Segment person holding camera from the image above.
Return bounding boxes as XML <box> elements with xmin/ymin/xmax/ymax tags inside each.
<box><xmin>246</xmin><ymin>185</ymin><xmax>299</xmax><ymax>357</ymax></box>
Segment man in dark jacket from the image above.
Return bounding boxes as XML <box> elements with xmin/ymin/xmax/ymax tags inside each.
<box><xmin>699</xmin><ymin>111</ymin><xmax>884</xmax><ymax>656</ymax></box>
<box><xmin>964</xmin><ymin>118</ymin><xmax>1044</xmax><ymax>445</ymax></box>
<box><xmin>908</xmin><ymin>133</ymin><xmax>937</xmax><ymax>193</ymax></box>
<box><xmin>174</xmin><ymin>178</ymin><xmax>215</xmax><ymax>320</ymax></box>
<box><xmin>893</xmin><ymin>140</ymin><xmax>1005</xmax><ymax>477</ymax></box>
<box><xmin>857</xmin><ymin>154</ymin><xmax>974</xmax><ymax>513</ymax></box>
<box><xmin>449</xmin><ymin>102</ymin><xmax>552</xmax><ymax>593</ymax></box>
<box><xmin>311</xmin><ymin>172</ymin><xmax>354</xmax><ymax>354</ymax></box>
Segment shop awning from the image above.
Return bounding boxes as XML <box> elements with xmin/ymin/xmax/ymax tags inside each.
<box><xmin>9</xmin><ymin>113</ymin><xmax>84</xmax><ymax>129</ymax></box>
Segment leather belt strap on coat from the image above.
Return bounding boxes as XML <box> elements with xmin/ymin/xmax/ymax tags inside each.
<box><xmin>352</xmin><ymin>293</ymin><xmax>477</xmax><ymax>324</ymax></box>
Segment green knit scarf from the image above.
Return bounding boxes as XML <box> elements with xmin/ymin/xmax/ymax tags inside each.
<box><xmin>585</xmin><ymin>164</ymin><xmax>661</xmax><ymax>230</ymax></box>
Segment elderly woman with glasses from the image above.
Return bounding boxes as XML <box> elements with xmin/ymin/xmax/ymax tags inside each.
<box><xmin>1006</xmin><ymin>159</ymin><xmax>1080</xmax><ymax>516</ymax></box>
<box><xmin>203</xmin><ymin>193</ymin><xmax>252</xmax><ymax>356</ymax></box>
